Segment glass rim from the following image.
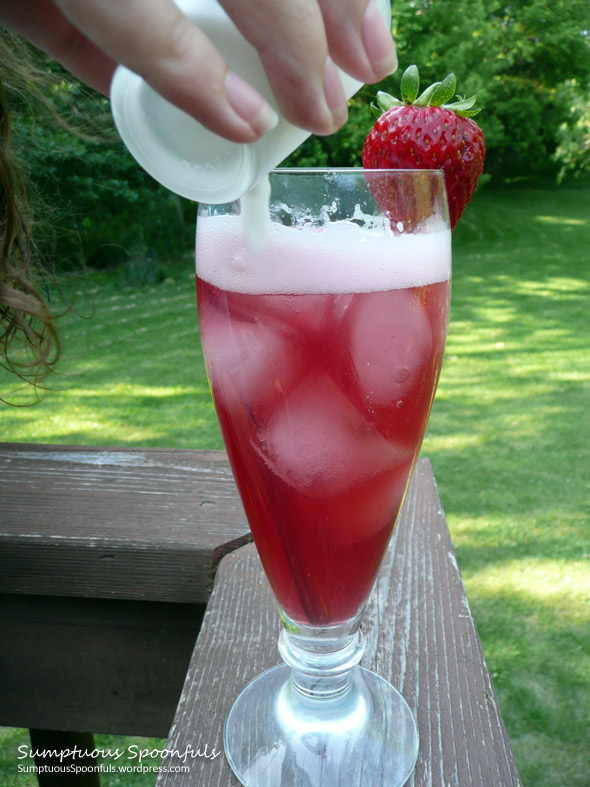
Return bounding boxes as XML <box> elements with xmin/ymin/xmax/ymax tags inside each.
<box><xmin>270</xmin><ymin>167</ymin><xmax>445</xmax><ymax>178</ymax></box>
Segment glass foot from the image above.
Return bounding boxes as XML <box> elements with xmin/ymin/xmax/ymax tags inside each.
<box><xmin>224</xmin><ymin>664</ymin><xmax>419</xmax><ymax>787</ymax></box>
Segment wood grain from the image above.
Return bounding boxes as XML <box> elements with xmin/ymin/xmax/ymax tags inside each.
<box><xmin>0</xmin><ymin>443</ymin><xmax>250</xmax><ymax>604</ymax></box>
<box><xmin>156</xmin><ymin>459</ymin><xmax>521</xmax><ymax>787</ymax></box>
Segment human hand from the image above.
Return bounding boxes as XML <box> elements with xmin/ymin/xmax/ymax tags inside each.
<box><xmin>0</xmin><ymin>0</ymin><xmax>396</xmax><ymax>142</ymax></box>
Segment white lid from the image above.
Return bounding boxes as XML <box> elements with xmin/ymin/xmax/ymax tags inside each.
<box><xmin>110</xmin><ymin>65</ymin><xmax>257</xmax><ymax>203</ymax></box>
<box><xmin>110</xmin><ymin>0</ymin><xmax>391</xmax><ymax>204</ymax></box>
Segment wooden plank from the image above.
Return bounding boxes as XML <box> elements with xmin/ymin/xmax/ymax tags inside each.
<box><xmin>156</xmin><ymin>459</ymin><xmax>521</xmax><ymax>787</ymax></box>
<box><xmin>0</xmin><ymin>443</ymin><xmax>250</xmax><ymax>604</ymax></box>
<box><xmin>0</xmin><ymin>593</ymin><xmax>204</xmax><ymax>737</ymax></box>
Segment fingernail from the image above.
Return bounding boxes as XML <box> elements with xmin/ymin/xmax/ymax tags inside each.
<box><xmin>323</xmin><ymin>56</ymin><xmax>348</xmax><ymax>128</ymax></box>
<box><xmin>225</xmin><ymin>70</ymin><xmax>279</xmax><ymax>135</ymax></box>
<box><xmin>362</xmin><ymin>0</ymin><xmax>397</xmax><ymax>79</ymax></box>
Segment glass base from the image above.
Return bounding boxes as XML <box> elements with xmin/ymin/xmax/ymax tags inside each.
<box><xmin>224</xmin><ymin>664</ymin><xmax>419</xmax><ymax>787</ymax></box>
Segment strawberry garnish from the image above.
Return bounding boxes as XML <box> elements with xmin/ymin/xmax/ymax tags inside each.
<box><xmin>362</xmin><ymin>65</ymin><xmax>485</xmax><ymax>231</ymax></box>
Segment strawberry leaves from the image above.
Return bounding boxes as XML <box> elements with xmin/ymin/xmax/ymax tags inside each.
<box><xmin>377</xmin><ymin>66</ymin><xmax>482</xmax><ymax>118</ymax></box>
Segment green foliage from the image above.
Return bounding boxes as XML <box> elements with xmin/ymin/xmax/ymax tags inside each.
<box><xmin>554</xmin><ymin>78</ymin><xmax>590</xmax><ymax>181</ymax></box>
<box><xmin>8</xmin><ymin>64</ymin><xmax>195</xmax><ymax>272</ymax></box>
<box><xmin>285</xmin><ymin>93</ymin><xmax>376</xmax><ymax>168</ymax></box>
<box><xmin>289</xmin><ymin>0</ymin><xmax>590</xmax><ymax>180</ymax></box>
<box><xmin>387</xmin><ymin>0</ymin><xmax>590</xmax><ymax>177</ymax></box>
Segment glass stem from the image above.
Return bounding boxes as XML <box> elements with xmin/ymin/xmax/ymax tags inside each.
<box><xmin>278</xmin><ymin>628</ymin><xmax>366</xmax><ymax>700</ymax></box>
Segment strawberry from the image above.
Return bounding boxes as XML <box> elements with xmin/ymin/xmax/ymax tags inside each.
<box><xmin>362</xmin><ymin>65</ymin><xmax>485</xmax><ymax>230</ymax></box>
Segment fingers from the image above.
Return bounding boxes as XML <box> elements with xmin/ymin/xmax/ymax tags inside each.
<box><xmin>219</xmin><ymin>0</ymin><xmax>342</xmax><ymax>135</ymax></box>
<box><xmin>1</xmin><ymin>0</ymin><xmax>397</xmax><ymax>142</ymax></box>
<box><xmin>53</xmin><ymin>0</ymin><xmax>279</xmax><ymax>143</ymax></box>
<box><xmin>319</xmin><ymin>0</ymin><xmax>397</xmax><ymax>84</ymax></box>
<box><xmin>221</xmin><ymin>0</ymin><xmax>396</xmax><ymax>136</ymax></box>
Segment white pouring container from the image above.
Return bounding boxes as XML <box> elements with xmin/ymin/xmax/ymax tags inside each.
<box><xmin>110</xmin><ymin>0</ymin><xmax>391</xmax><ymax>203</ymax></box>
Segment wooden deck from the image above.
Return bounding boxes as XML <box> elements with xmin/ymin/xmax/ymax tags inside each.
<box><xmin>0</xmin><ymin>443</ymin><xmax>250</xmax><ymax>737</ymax></box>
<box><xmin>0</xmin><ymin>443</ymin><xmax>521</xmax><ymax>785</ymax></box>
<box><xmin>156</xmin><ymin>459</ymin><xmax>521</xmax><ymax>786</ymax></box>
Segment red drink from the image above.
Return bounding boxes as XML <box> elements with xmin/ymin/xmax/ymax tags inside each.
<box><xmin>198</xmin><ymin>172</ymin><xmax>449</xmax><ymax>786</ymax></box>
<box><xmin>197</xmin><ymin>232</ymin><xmax>450</xmax><ymax>625</ymax></box>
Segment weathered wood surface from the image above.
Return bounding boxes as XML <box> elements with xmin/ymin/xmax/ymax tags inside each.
<box><xmin>0</xmin><ymin>593</ymin><xmax>203</xmax><ymax>737</ymax></box>
<box><xmin>157</xmin><ymin>459</ymin><xmax>521</xmax><ymax>787</ymax></box>
<box><xmin>0</xmin><ymin>443</ymin><xmax>250</xmax><ymax>604</ymax></box>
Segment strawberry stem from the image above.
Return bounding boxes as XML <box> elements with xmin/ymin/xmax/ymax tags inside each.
<box><xmin>375</xmin><ymin>91</ymin><xmax>402</xmax><ymax>111</ymax></box>
<box><xmin>377</xmin><ymin>65</ymin><xmax>482</xmax><ymax>118</ymax></box>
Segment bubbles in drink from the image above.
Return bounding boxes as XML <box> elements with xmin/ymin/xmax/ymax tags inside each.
<box><xmin>197</xmin><ymin>215</ymin><xmax>451</xmax><ymax>295</ymax></box>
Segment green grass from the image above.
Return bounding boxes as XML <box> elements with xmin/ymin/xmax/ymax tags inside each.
<box><xmin>1</xmin><ymin>183</ymin><xmax>589</xmax><ymax>786</ymax></box>
<box><xmin>0</xmin><ymin>253</ymin><xmax>222</xmax><ymax>448</ymax></box>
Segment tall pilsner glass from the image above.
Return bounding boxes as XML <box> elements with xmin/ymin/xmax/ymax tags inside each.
<box><xmin>196</xmin><ymin>169</ymin><xmax>451</xmax><ymax>786</ymax></box>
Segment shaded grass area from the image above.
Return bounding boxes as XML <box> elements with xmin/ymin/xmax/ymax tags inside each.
<box><xmin>1</xmin><ymin>183</ymin><xmax>589</xmax><ymax>785</ymax></box>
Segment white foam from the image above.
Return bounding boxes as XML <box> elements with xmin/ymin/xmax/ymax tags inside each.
<box><xmin>196</xmin><ymin>214</ymin><xmax>451</xmax><ymax>294</ymax></box>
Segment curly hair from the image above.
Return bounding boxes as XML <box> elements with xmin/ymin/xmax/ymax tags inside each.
<box><xmin>0</xmin><ymin>31</ymin><xmax>59</xmax><ymax>390</ymax></box>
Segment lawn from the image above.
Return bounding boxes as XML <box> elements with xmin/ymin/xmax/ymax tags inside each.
<box><xmin>1</xmin><ymin>182</ymin><xmax>589</xmax><ymax>786</ymax></box>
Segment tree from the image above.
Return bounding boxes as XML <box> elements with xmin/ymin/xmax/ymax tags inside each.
<box><xmin>289</xmin><ymin>0</ymin><xmax>590</xmax><ymax>180</ymax></box>
<box><xmin>5</xmin><ymin>42</ymin><xmax>194</xmax><ymax>272</ymax></box>
<box><xmin>553</xmin><ymin>78</ymin><xmax>590</xmax><ymax>181</ymax></box>
<box><xmin>387</xmin><ymin>0</ymin><xmax>590</xmax><ymax>177</ymax></box>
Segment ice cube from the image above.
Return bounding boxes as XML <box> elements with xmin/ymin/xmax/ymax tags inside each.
<box><xmin>348</xmin><ymin>289</ymin><xmax>433</xmax><ymax>408</ymax></box>
<box><xmin>256</xmin><ymin>373</ymin><xmax>409</xmax><ymax>498</ymax></box>
<box><xmin>202</xmin><ymin>307</ymin><xmax>304</xmax><ymax>411</ymax></box>
<box><xmin>228</xmin><ymin>291</ymin><xmax>335</xmax><ymax>336</ymax></box>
